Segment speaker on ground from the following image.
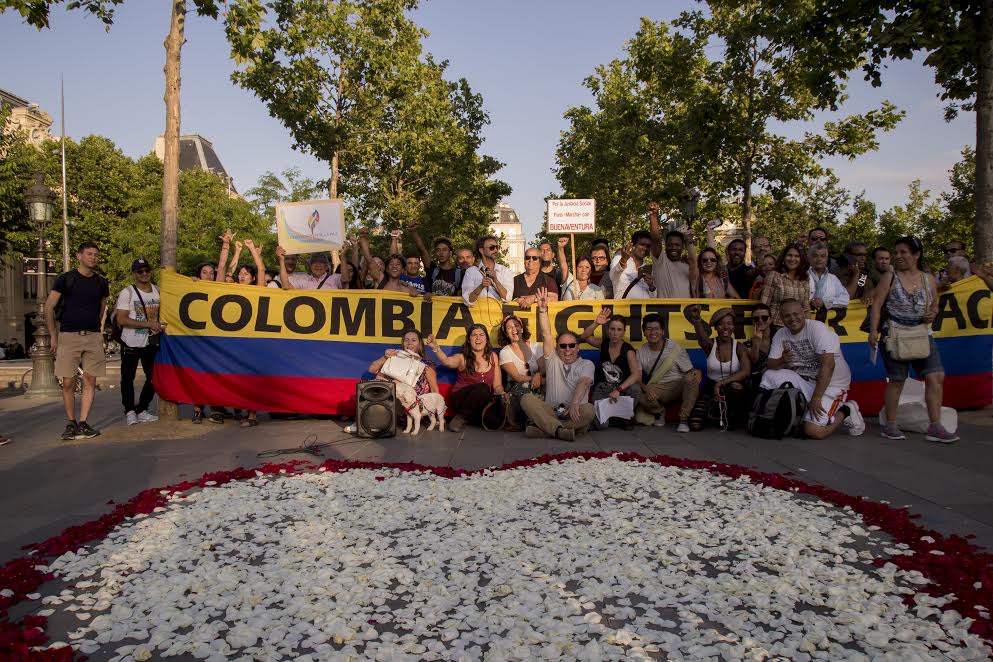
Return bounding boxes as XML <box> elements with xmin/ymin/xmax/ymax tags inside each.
<box><xmin>356</xmin><ymin>381</ymin><xmax>396</xmax><ymax>438</ymax></box>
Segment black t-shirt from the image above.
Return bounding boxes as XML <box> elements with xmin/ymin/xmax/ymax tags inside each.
<box><xmin>596</xmin><ymin>341</ymin><xmax>635</xmax><ymax>387</ymax></box>
<box><xmin>426</xmin><ymin>262</ymin><xmax>462</xmax><ymax>296</ymax></box>
<box><xmin>542</xmin><ymin>266</ymin><xmax>563</xmax><ymax>286</ymax></box>
<box><xmin>727</xmin><ymin>263</ymin><xmax>753</xmax><ymax>298</ymax></box>
<box><xmin>513</xmin><ymin>272</ymin><xmax>560</xmax><ymax>299</ymax></box>
<box><xmin>53</xmin><ymin>270</ymin><xmax>109</xmax><ymax>332</ymax></box>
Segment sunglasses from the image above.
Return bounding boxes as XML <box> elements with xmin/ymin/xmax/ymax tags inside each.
<box><xmin>558</xmin><ymin>343</ymin><xmax>577</xmax><ymax>349</ymax></box>
<box><xmin>754</xmin><ymin>315</ymin><xmax>770</xmax><ymax>321</ymax></box>
<box><xmin>945</xmin><ymin>248</ymin><xmax>961</xmax><ymax>253</ymax></box>
<box><xmin>525</xmin><ymin>255</ymin><xmax>540</xmax><ymax>261</ymax></box>
<box><xmin>485</xmin><ymin>244</ymin><xmax>499</xmax><ymax>251</ymax></box>
<box><xmin>701</xmin><ymin>257</ymin><xmax>717</xmax><ymax>264</ymax></box>
<box><xmin>135</xmin><ymin>268</ymin><xmax>151</xmax><ymax>274</ymax></box>
<box><xmin>810</xmin><ymin>236</ymin><xmax>827</xmax><ymax>241</ymax></box>
<box><xmin>592</xmin><ymin>256</ymin><xmax>608</xmax><ymax>261</ymax></box>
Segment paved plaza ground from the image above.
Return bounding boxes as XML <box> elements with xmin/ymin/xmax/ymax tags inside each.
<box><xmin>2</xmin><ymin>379</ymin><xmax>993</xmax><ymax>565</ymax></box>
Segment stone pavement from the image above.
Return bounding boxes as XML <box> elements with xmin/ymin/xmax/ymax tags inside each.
<box><xmin>1</xmin><ymin>387</ymin><xmax>993</xmax><ymax>565</ymax></box>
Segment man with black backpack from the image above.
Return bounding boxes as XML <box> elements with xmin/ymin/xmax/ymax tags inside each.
<box><xmin>759</xmin><ymin>299</ymin><xmax>865</xmax><ymax>439</ymax></box>
<box><xmin>115</xmin><ymin>258</ymin><xmax>164</xmax><ymax>426</ymax></box>
<box><xmin>45</xmin><ymin>241</ymin><xmax>110</xmax><ymax>441</ymax></box>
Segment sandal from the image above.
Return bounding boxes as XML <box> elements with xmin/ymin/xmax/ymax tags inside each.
<box><xmin>240</xmin><ymin>418</ymin><xmax>259</xmax><ymax>428</ymax></box>
<box><xmin>209</xmin><ymin>412</ymin><xmax>225</xmax><ymax>424</ymax></box>
<box><xmin>192</xmin><ymin>409</ymin><xmax>203</xmax><ymax>424</ymax></box>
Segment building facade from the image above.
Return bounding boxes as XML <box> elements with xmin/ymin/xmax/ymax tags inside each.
<box><xmin>491</xmin><ymin>202</ymin><xmax>526</xmax><ymax>275</ymax></box>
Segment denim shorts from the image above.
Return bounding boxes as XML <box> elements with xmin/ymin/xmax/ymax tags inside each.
<box><xmin>880</xmin><ymin>337</ymin><xmax>944</xmax><ymax>380</ymax></box>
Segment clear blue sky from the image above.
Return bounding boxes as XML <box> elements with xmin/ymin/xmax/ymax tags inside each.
<box><xmin>1</xmin><ymin>0</ymin><xmax>974</xmax><ymax>241</ymax></box>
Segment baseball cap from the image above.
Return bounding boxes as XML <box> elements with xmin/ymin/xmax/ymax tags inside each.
<box><xmin>131</xmin><ymin>258</ymin><xmax>151</xmax><ymax>272</ymax></box>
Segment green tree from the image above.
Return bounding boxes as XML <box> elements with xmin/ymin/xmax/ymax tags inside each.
<box><xmin>226</xmin><ymin>0</ymin><xmax>423</xmax><ymax>199</ymax></box>
<box><xmin>940</xmin><ymin>147</ymin><xmax>977</xmax><ymax>257</ymax></box>
<box><xmin>556</xmin><ymin>6</ymin><xmax>903</xmax><ymax>245</ymax></box>
<box><xmin>0</xmin><ymin>108</ymin><xmax>42</xmax><ymax>260</ymax></box>
<box><xmin>245</xmin><ymin>166</ymin><xmax>325</xmax><ymax>220</ymax></box>
<box><xmin>805</xmin><ymin>0</ymin><xmax>993</xmax><ymax>261</ymax></box>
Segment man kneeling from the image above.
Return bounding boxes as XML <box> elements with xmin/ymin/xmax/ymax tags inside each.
<box><xmin>521</xmin><ymin>287</ymin><xmax>595</xmax><ymax>441</ymax></box>
<box><xmin>761</xmin><ymin>299</ymin><xmax>866</xmax><ymax>439</ymax></box>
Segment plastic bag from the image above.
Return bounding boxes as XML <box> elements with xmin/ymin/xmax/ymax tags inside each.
<box><xmin>877</xmin><ymin>378</ymin><xmax>958</xmax><ymax>433</ymax></box>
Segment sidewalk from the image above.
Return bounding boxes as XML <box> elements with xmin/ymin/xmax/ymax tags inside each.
<box><xmin>2</xmin><ymin>389</ymin><xmax>992</xmax><ymax>564</ymax></box>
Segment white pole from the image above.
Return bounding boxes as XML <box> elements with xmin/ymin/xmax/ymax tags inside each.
<box><xmin>60</xmin><ymin>75</ymin><xmax>70</xmax><ymax>272</ymax></box>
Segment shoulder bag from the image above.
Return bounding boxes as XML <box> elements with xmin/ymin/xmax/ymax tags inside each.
<box><xmin>884</xmin><ymin>273</ymin><xmax>932</xmax><ymax>361</ymax></box>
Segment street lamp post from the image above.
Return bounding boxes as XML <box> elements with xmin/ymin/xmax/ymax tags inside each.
<box><xmin>24</xmin><ymin>171</ymin><xmax>62</xmax><ymax>399</ymax></box>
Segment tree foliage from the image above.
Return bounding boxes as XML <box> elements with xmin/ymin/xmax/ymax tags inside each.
<box><xmin>245</xmin><ymin>166</ymin><xmax>326</xmax><ymax>220</ymax></box>
<box><xmin>556</xmin><ymin>4</ymin><xmax>903</xmax><ymax>246</ymax></box>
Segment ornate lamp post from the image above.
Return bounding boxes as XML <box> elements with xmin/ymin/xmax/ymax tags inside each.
<box><xmin>24</xmin><ymin>171</ymin><xmax>62</xmax><ymax>399</ymax></box>
<box><xmin>679</xmin><ymin>186</ymin><xmax>701</xmax><ymax>225</ymax></box>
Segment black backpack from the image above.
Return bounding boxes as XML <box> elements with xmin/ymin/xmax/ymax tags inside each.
<box><xmin>747</xmin><ymin>382</ymin><xmax>808</xmax><ymax>439</ymax></box>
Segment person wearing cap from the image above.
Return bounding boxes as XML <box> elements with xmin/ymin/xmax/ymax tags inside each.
<box><xmin>685</xmin><ymin>306</ymin><xmax>752</xmax><ymax>431</ymax></box>
<box><xmin>115</xmin><ymin>258</ymin><xmax>164</xmax><ymax>426</ymax></box>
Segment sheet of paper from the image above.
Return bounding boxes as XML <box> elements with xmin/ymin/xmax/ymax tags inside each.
<box><xmin>595</xmin><ymin>395</ymin><xmax>635</xmax><ymax>425</ymax></box>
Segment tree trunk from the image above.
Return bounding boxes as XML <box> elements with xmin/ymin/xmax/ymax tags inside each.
<box><xmin>975</xmin><ymin>0</ymin><xmax>993</xmax><ymax>263</ymax></box>
<box><xmin>158</xmin><ymin>0</ymin><xmax>187</xmax><ymax>422</ymax></box>
<box><xmin>741</xmin><ymin>158</ymin><xmax>754</xmax><ymax>264</ymax></box>
<box><xmin>330</xmin><ymin>150</ymin><xmax>339</xmax><ymax>199</ymax></box>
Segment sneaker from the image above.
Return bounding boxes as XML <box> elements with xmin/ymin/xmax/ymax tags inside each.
<box><xmin>525</xmin><ymin>425</ymin><xmax>545</xmax><ymax>439</ymax></box>
<box><xmin>652</xmin><ymin>415</ymin><xmax>666</xmax><ymax>428</ymax></box>
<box><xmin>842</xmin><ymin>401</ymin><xmax>865</xmax><ymax>437</ymax></box>
<box><xmin>925</xmin><ymin>423</ymin><xmax>960</xmax><ymax>444</ymax></box>
<box><xmin>677</xmin><ymin>421</ymin><xmax>690</xmax><ymax>433</ymax></box>
<box><xmin>73</xmin><ymin>422</ymin><xmax>100</xmax><ymax>439</ymax></box>
<box><xmin>137</xmin><ymin>411</ymin><xmax>158</xmax><ymax>423</ymax></box>
<box><xmin>622</xmin><ymin>419</ymin><xmax>635</xmax><ymax>431</ymax></box>
<box><xmin>343</xmin><ymin>423</ymin><xmax>358</xmax><ymax>434</ymax></box>
<box><xmin>880</xmin><ymin>422</ymin><xmax>906</xmax><ymax>440</ymax></box>
<box><xmin>0</xmin><ymin>436</ymin><xmax>11</xmax><ymax>446</ymax></box>
<box><xmin>555</xmin><ymin>426</ymin><xmax>576</xmax><ymax>442</ymax></box>
<box><xmin>449</xmin><ymin>415</ymin><xmax>466</xmax><ymax>433</ymax></box>
<box><xmin>125</xmin><ymin>410</ymin><xmax>138</xmax><ymax>426</ymax></box>
<box><xmin>60</xmin><ymin>421</ymin><xmax>77</xmax><ymax>441</ymax></box>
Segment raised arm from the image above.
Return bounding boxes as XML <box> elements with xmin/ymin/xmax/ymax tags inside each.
<box><xmin>579</xmin><ymin>306</ymin><xmax>611</xmax><ymax>349</ymax></box>
<box><xmin>276</xmin><ymin>246</ymin><xmax>294</xmax><ymax>289</ymax></box>
<box><xmin>214</xmin><ymin>229</ymin><xmax>235</xmax><ymax>281</ymax></box>
<box><xmin>535</xmin><ymin>287</ymin><xmax>554</xmax><ymax>363</ymax></box>
<box><xmin>425</xmin><ymin>334</ymin><xmax>465</xmax><ymax>370</ymax></box>
<box><xmin>244</xmin><ymin>240</ymin><xmax>267</xmax><ymax>288</ymax></box>
<box><xmin>556</xmin><ymin>236</ymin><xmax>571</xmax><ymax>287</ymax></box>
<box><xmin>227</xmin><ymin>240</ymin><xmax>244</xmax><ymax>278</ymax></box>
<box><xmin>648</xmin><ymin>201</ymin><xmax>663</xmax><ymax>258</ymax></box>
<box><xmin>685</xmin><ymin>305</ymin><xmax>713</xmax><ymax>355</ymax></box>
<box><xmin>359</xmin><ymin>229</ymin><xmax>383</xmax><ymax>283</ymax></box>
<box><xmin>389</xmin><ymin>229</ymin><xmax>400</xmax><ymax>257</ymax></box>
<box><xmin>407</xmin><ymin>222</ymin><xmax>433</xmax><ymax>267</ymax></box>
<box><xmin>687</xmin><ymin>229</ymin><xmax>699</xmax><ymax>295</ymax></box>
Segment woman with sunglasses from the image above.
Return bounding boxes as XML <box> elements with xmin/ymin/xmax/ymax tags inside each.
<box><xmin>746</xmin><ymin>303</ymin><xmax>773</xmax><ymax>388</ymax></box>
<box><xmin>760</xmin><ymin>243</ymin><xmax>810</xmax><ymax>329</ymax></box>
<box><xmin>426</xmin><ymin>324</ymin><xmax>504</xmax><ymax>432</ymax></box>
<box><xmin>685</xmin><ymin>307</ymin><xmax>752</xmax><ymax>430</ymax></box>
<box><xmin>869</xmin><ymin>236</ymin><xmax>957</xmax><ymax>443</ymax></box>
<box><xmin>498</xmin><ymin>315</ymin><xmax>541</xmax><ymax>431</ymax></box>
<box><xmin>693</xmin><ymin>247</ymin><xmax>740</xmax><ymax>299</ymax></box>
<box><xmin>579</xmin><ymin>308</ymin><xmax>641</xmax><ymax>430</ymax></box>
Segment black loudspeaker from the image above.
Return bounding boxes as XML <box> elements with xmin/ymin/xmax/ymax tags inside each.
<box><xmin>356</xmin><ymin>381</ymin><xmax>396</xmax><ymax>438</ymax></box>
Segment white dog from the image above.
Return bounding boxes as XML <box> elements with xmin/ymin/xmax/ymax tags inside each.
<box><xmin>395</xmin><ymin>383</ymin><xmax>447</xmax><ymax>434</ymax></box>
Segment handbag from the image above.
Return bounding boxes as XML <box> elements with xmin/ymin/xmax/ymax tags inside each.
<box><xmin>884</xmin><ymin>274</ymin><xmax>932</xmax><ymax>361</ymax></box>
<box><xmin>381</xmin><ymin>350</ymin><xmax>426</xmax><ymax>387</ymax></box>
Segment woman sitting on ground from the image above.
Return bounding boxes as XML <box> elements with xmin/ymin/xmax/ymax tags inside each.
<box><xmin>746</xmin><ymin>302</ymin><xmax>773</xmax><ymax>388</ymax></box>
<box><xmin>367</xmin><ymin>329</ymin><xmax>439</xmax><ymax>397</ymax></box>
<box><xmin>214</xmin><ymin>234</ymin><xmax>268</xmax><ymax>427</ymax></box>
<box><xmin>579</xmin><ymin>308</ymin><xmax>642</xmax><ymax>430</ymax></box>
<box><xmin>760</xmin><ymin>243</ymin><xmax>810</xmax><ymax>329</ymax></box>
<box><xmin>498</xmin><ymin>314</ymin><xmax>541</xmax><ymax>432</ymax></box>
<box><xmin>686</xmin><ymin>306</ymin><xmax>752</xmax><ymax>431</ymax></box>
<box><xmin>694</xmin><ymin>247</ymin><xmax>740</xmax><ymax>299</ymax></box>
<box><xmin>426</xmin><ymin>324</ymin><xmax>503</xmax><ymax>432</ymax></box>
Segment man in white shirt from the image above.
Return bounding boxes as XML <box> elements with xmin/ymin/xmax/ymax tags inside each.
<box><xmin>462</xmin><ymin>235</ymin><xmax>513</xmax><ymax>305</ymax></box>
<box><xmin>808</xmin><ymin>244</ymin><xmax>849</xmax><ymax>311</ymax></box>
<box><xmin>275</xmin><ymin>247</ymin><xmax>341</xmax><ymax>290</ymax></box>
<box><xmin>520</xmin><ymin>288</ymin><xmax>595</xmax><ymax>441</ymax></box>
<box><xmin>761</xmin><ymin>299</ymin><xmax>865</xmax><ymax>439</ymax></box>
<box><xmin>634</xmin><ymin>313</ymin><xmax>700</xmax><ymax>432</ymax></box>
<box><xmin>648</xmin><ymin>201</ymin><xmax>695</xmax><ymax>298</ymax></box>
<box><xmin>610</xmin><ymin>230</ymin><xmax>656</xmax><ymax>299</ymax></box>
<box><xmin>115</xmin><ymin>258</ymin><xmax>164</xmax><ymax>426</ymax></box>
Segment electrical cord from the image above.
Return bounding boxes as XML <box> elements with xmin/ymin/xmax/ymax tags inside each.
<box><xmin>256</xmin><ymin>433</ymin><xmax>357</xmax><ymax>458</ymax></box>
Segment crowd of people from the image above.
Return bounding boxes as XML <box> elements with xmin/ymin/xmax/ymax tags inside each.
<box><xmin>38</xmin><ymin>199</ymin><xmax>986</xmax><ymax>444</ymax></box>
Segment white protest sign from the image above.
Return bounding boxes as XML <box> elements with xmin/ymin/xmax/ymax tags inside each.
<box><xmin>276</xmin><ymin>199</ymin><xmax>346</xmax><ymax>255</ymax></box>
<box><xmin>547</xmin><ymin>198</ymin><xmax>596</xmax><ymax>234</ymax></box>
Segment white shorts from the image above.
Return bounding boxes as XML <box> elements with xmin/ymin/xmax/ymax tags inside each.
<box><xmin>760</xmin><ymin>369</ymin><xmax>847</xmax><ymax>427</ymax></box>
